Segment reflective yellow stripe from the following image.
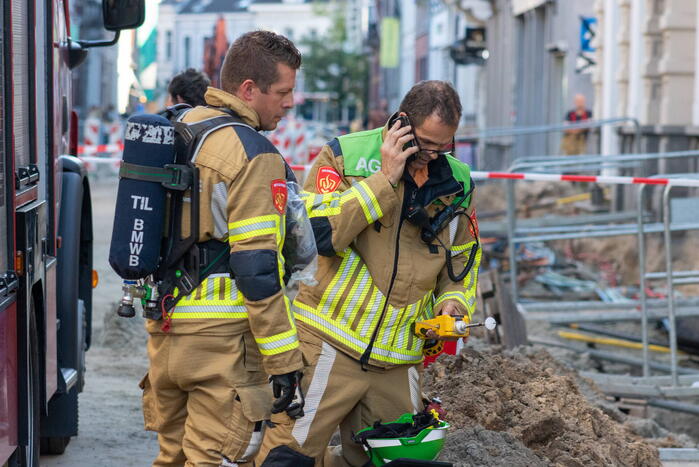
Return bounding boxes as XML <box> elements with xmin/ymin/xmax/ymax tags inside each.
<box><xmin>435</xmin><ymin>246</ymin><xmax>481</xmax><ymax>318</ymax></box>
<box><xmin>379</xmin><ymin>306</ymin><xmax>402</xmax><ymax>346</ymax></box>
<box><xmin>357</xmin><ymin>285</ymin><xmax>383</xmax><ymax>336</ymax></box>
<box><xmin>396</xmin><ymin>296</ymin><xmax>426</xmax><ymax>349</ymax></box>
<box><xmin>258</xmin><ymin>340</ymin><xmax>300</xmax><ymax>355</ymax></box>
<box><xmin>338</xmin><ymin>267</ymin><xmax>371</xmax><ymax>326</ymax></box>
<box><xmin>352</xmin><ymin>180</ymin><xmax>382</xmax><ymax>223</ymax></box>
<box><xmin>294</xmin><ymin>301</ymin><xmax>423</xmax><ymax>364</ymax></box>
<box><xmin>306</xmin><ymin>191</ymin><xmax>351</xmax><ymax>218</ymax></box>
<box><xmin>256</xmin><ymin>328</ymin><xmax>296</xmax><ymax>344</ymax></box>
<box><xmin>327</xmin><ymin>253</ymin><xmax>360</xmax><ymax>313</ymax></box>
<box><xmin>304</xmin><ymin>182</ymin><xmax>381</xmax><ymax>223</ymax></box>
<box><xmin>435</xmin><ymin>291</ymin><xmax>471</xmax><ymax>312</ymax></box>
<box><xmin>291</xmin><ymin>246</ymin><xmax>440</xmax><ymax>364</ymax></box>
<box><xmin>175</xmin><ymin>275</ymin><xmax>245</xmax><ymax>307</ymax></box>
<box><xmin>228</xmin><ymin>215</ymin><xmax>280</xmax><ymax>243</ymax></box>
<box><xmin>450</xmin><ymin>241</ymin><xmax>474</xmax><ymax>256</ymax></box>
<box><xmin>318</xmin><ymin>249</ymin><xmax>352</xmax><ymax>312</ymax></box>
<box><xmin>170</xmin><ymin>310</ymin><xmax>248</xmax><ymax>319</ymax></box>
<box><xmin>256</xmin><ymin>328</ymin><xmax>300</xmax><ymax>355</ymax></box>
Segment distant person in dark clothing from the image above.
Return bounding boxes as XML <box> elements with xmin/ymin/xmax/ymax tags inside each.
<box><xmin>368</xmin><ymin>98</ymin><xmax>390</xmax><ymax>129</ymax></box>
<box><xmin>166</xmin><ymin>68</ymin><xmax>211</xmax><ymax>107</ymax></box>
<box><xmin>561</xmin><ymin>94</ymin><xmax>592</xmax><ymax>155</ymax></box>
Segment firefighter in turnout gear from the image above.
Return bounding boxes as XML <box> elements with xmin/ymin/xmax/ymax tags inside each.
<box><xmin>257</xmin><ymin>81</ymin><xmax>481</xmax><ymax>466</ymax></box>
<box><xmin>139</xmin><ymin>32</ymin><xmax>306</xmax><ymax>466</ymax></box>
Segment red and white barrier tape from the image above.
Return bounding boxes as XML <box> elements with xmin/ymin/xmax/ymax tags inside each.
<box><xmin>469</xmin><ymin>171</ymin><xmax>699</xmax><ymax>187</ymax></box>
<box><xmin>290</xmin><ymin>166</ymin><xmax>699</xmax><ymax>187</ymax></box>
<box><xmin>74</xmin><ymin>156</ymin><xmax>699</xmax><ymax>188</ymax></box>
<box><xmin>78</xmin><ymin>143</ymin><xmax>124</xmax><ymax>155</ymax></box>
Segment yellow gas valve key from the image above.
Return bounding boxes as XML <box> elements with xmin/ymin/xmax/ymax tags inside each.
<box><xmin>415</xmin><ymin>315</ymin><xmax>497</xmax><ymax>339</ymax></box>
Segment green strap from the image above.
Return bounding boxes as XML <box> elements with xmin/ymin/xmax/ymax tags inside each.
<box><xmin>119</xmin><ymin>162</ymin><xmax>192</xmax><ymax>190</ymax></box>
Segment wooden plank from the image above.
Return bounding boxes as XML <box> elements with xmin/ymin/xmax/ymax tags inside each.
<box><xmin>492</xmin><ymin>270</ymin><xmax>528</xmax><ymax>349</ymax></box>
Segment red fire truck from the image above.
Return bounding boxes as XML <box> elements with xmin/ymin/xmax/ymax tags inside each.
<box><xmin>1</xmin><ymin>1</ymin><xmax>143</xmax><ymax>465</ymax></box>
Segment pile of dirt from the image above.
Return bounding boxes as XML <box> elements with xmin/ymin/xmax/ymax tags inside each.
<box><xmin>425</xmin><ymin>346</ymin><xmax>665</xmax><ymax>466</ymax></box>
<box><xmin>440</xmin><ymin>426</ymin><xmax>547</xmax><ymax>467</ymax></box>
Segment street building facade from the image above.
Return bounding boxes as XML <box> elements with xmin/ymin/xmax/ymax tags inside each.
<box><xmin>594</xmin><ymin>0</ymin><xmax>699</xmax><ymax>176</ymax></box>
<box><xmin>156</xmin><ymin>0</ymin><xmax>333</xmax><ymax>107</ymax></box>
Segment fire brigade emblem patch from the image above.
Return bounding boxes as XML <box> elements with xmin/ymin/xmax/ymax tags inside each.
<box><xmin>271</xmin><ymin>179</ymin><xmax>287</xmax><ymax>214</ymax></box>
<box><xmin>468</xmin><ymin>209</ymin><xmax>480</xmax><ymax>238</ymax></box>
<box><xmin>316</xmin><ymin>166</ymin><xmax>341</xmax><ymax>194</ymax></box>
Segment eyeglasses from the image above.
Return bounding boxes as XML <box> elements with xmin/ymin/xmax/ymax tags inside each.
<box><xmin>416</xmin><ymin>138</ymin><xmax>455</xmax><ymax>158</ymax></box>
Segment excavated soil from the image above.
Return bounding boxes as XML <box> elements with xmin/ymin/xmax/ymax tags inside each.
<box><xmin>425</xmin><ymin>346</ymin><xmax>664</xmax><ymax>467</ymax></box>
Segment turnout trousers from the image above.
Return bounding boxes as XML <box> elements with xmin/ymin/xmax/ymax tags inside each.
<box><xmin>141</xmin><ymin>332</ymin><xmax>272</xmax><ymax>466</ymax></box>
<box><xmin>256</xmin><ymin>331</ymin><xmax>423</xmax><ymax>467</ymax></box>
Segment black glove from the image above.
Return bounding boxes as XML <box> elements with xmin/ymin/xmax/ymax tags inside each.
<box><xmin>270</xmin><ymin>371</ymin><xmax>305</xmax><ymax>419</ymax></box>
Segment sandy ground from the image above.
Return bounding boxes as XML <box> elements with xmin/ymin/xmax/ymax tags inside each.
<box><xmin>41</xmin><ymin>175</ymin><xmax>159</xmax><ymax>465</ymax></box>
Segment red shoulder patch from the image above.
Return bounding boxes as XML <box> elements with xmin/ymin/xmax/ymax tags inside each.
<box><xmin>271</xmin><ymin>179</ymin><xmax>287</xmax><ymax>214</ymax></box>
<box><xmin>316</xmin><ymin>166</ymin><xmax>342</xmax><ymax>194</ymax></box>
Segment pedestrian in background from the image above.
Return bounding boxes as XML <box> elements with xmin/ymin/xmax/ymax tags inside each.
<box><xmin>165</xmin><ymin>68</ymin><xmax>211</xmax><ymax>107</ymax></box>
<box><xmin>560</xmin><ymin>93</ymin><xmax>592</xmax><ymax>155</ymax></box>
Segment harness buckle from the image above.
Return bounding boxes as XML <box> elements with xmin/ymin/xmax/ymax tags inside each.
<box><xmin>162</xmin><ymin>164</ymin><xmax>193</xmax><ymax>191</ymax></box>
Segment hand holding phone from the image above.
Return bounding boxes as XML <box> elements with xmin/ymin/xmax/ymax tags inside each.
<box><xmin>380</xmin><ymin>114</ymin><xmax>420</xmax><ymax>186</ymax></box>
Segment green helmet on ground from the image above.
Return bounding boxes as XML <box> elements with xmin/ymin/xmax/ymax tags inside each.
<box><xmin>354</xmin><ymin>412</ymin><xmax>449</xmax><ymax>466</ymax></box>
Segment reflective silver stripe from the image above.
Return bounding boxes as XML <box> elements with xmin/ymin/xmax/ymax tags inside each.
<box><xmin>230</xmin><ymin>279</ymin><xmax>238</xmax><ymax>301</ymax></box>
<box><xmin>352</xmin><ymin>181</ymin><xmax>379</xmax><ymax>221</ymax></box>
<box><xmin>396</xmin><ymin>299</ymin><xmax>422</xmax><ymax>349</ymax></box>
<box><xmin>449</xmin><ymin>217</ymin><xmax>458</xmax><ymax>244</ymax></box>
<box><xmin>437</xmin><ymin>291</ymin><xmax>466</xmax><ymax>303</ymax></box>
<box><xmin>408</xmin><ymin>366</ymin><xmax>420</xmax><ymax>413</ymax></box>
<box><xmin>309</xmin><ymin>193</ymin><xmax>341</xmax><ymax>211</ymax></box>
<box><xmin>206</xmin><ymin>277</ymin><xmax>215</xmax><ymax>301</ymax></box>
<box><xmin>339</xmin><ymin>267</ymin><xmax>370</xmax><ymax>326</ymax></box>
<box><xmin>256</xmin><ymin>334</ymin><xmax>299</xmax><ymax>351</ymax></box>
<box><xmin>322</xmin><ymin>252</ymin><xmax>360</xmax><ymax>314</ymax></box>
<box><xmin>292</xmin><ymin>342</ymin><xmax>336</xmax><ymax>447</ymax></box>
<box><xmin>360</xmin><ymin>291</ymin><xmax>386</xmax><ymax>337</ymax></box>
<box><xmin>212</xmin><ymin>181</ymin><xmax>228</xmax><ymax>238</ymax></box>
<box><xmin>294</xmin><ymin>305</ymin><xmax>421</xmax><ymax>362</ymax></box>
<box><xmin>237</xmin><ymin>423</ymin><xmax>264</xmax><ymax>462</ymax></box>
<box><xmin>380</xmin><ymin>306</ymin><xmax>402</xmax><ymax>346</ymax></box>
<box><xmin>229</xmin><ymin>220</ymin><xmax>277</xmax><ymax>237</ymax></box>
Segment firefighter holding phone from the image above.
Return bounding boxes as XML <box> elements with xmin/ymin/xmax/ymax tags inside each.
<box><xmin>257</xmin><ymin>81</ymin><xmax>481</xmax><ymax>467</ymax></box>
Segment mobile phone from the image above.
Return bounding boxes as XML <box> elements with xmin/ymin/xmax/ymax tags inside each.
<box><xmin>389</xmin><ymin>114</ymin><xmax>419</xmax><ymax>164</ymax></box>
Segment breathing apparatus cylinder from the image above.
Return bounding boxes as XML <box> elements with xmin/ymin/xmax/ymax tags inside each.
<box><xmin>109</xmin><ymin>114</ymin><xmax>175</xmax><ymax>281</ymax></box>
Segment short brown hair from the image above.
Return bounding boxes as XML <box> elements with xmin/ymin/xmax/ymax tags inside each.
<box><xmin>398</xmin><ymin>81</ymin><xmax>462</xmax><ymax>128</ymax></box>
<box><xmin>220</xmin><ymin>31</ymin><xmax>301</xmax><ymax>93</ymax></box>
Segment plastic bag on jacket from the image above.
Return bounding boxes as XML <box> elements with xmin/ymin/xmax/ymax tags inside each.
<box><xmin>283</xmin><ymin>182</ymin><xmax>318</xmax><ymax>287</ymax></box>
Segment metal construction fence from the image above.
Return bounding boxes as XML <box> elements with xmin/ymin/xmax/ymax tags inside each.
<box><xmin>476</xmin><ymin>170</ymin><xmax>699</xmax><ymax>393</ymax></box>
